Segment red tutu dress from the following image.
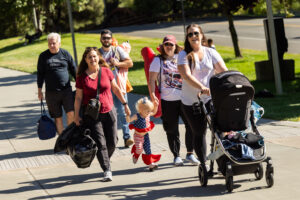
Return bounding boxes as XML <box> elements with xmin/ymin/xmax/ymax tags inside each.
<box><xmin>129</xmin><ymin>113</ymin><xmax>161</xmax><ymax>166</ymax></box>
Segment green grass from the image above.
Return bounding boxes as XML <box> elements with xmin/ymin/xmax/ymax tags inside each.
<box><xmin>0</xmin><ymin>33</ymin><xmax>299</xmax><ymax>121</ymax></box>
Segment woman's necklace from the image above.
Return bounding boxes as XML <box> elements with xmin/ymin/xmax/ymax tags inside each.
<box><xmin>193</xmin><ymin>47</ymin><xmax>204</xmax><ymax>62</ymax></box>
<box><xmin>87</xmin><ymin>66</ymin><xmax>99</xmax><ymax>79</ymax></box>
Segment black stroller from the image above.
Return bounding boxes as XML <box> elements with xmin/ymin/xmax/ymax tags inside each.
<box><xmin>194</xmin><ymin>71</ymin><xmax>274</xmax><ymax>192</ymax></box>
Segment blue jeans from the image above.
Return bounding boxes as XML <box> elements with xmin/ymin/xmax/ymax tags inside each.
<box><xmin>113</xmin><ymin>93</ymin><xmax>130</xmax><ymax>140</ymax></box>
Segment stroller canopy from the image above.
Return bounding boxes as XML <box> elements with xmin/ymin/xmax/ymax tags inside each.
<box><xmin>209</xmin><ymin>71</ymin><xmax>255</xmax><ymax>131</ymax></box>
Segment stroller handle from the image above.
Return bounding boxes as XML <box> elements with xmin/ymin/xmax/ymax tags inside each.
<box><xmin>194</xmin><ymin>93</ymin><xmax>211</xmax><ymax>117</ymax></box>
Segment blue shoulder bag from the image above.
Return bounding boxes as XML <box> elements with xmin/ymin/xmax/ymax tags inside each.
<box><xmin>37</xmin><ymin>101</ymin><xmax>56</xmax><ymax>140</ymax></box>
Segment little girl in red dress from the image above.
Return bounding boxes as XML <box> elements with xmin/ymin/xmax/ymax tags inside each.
<box><xmin>126</xmin><ymin>97</ymin><xmax>161</xmax><ymax>171</ymax></box>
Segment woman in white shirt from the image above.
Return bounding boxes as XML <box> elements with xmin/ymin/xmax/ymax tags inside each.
<box><xmin>149</xmin><ymin>35</ymin><xmax>199</xmax><ymax>166</ymax></box>
<box><xmin>178</xmin><ymin>24</ymin><xmax>228</xmax><ymax>171</ymax></box>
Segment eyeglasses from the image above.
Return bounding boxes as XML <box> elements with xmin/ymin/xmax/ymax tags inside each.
<box><xmin>101</xmin><ymin>36</ymin><xmax>112</xmax><ymax>40</ymax></box>
<box><xmin>164</xmin><ymin>43</ymin><xmax>174</xmax><ymax>47</ymax></box>
<box><xmin>187</xmin><ymin>31</ymin><xmax>200</xmax><ymax>38</ymax></box>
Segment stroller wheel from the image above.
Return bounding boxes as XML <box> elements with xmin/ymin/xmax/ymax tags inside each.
<box><xmin>254</xmin><ymin>163</ymin><xmax>264</xmax><ymax>180</ymax></box>
<box><xmin>265</xmin><ymin>157</ymin><xmax>274</xmax><ymax>188</ymax></box>
<box><xmin>225</xmin><ymin>176</ymin><xmax>233</xmax><ymax>192</ymax></box>
<box><xmin>198</xmin><ymin>164</ymin><xmax>208</xmax><ymax>187</ymax></box>
<box><xmin>266</xmin><ymin>172</ymin><xmax>274</xmax><ymax>188</ymax></box>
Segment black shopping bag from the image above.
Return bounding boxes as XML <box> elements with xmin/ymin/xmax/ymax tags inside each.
<box><xmin>37</xmin><ymin>101</ymin><xmax>56</xmax><ymax>140</ymax></box>
<box><xmin>67</xmin><ymin>129</ymin><xmax>98</xmax><ymax>168</ymax></box>
<box><xmin>54</xmin><ymin>122</ymin><xmax>77</xmax><ymax>153</ymax></box>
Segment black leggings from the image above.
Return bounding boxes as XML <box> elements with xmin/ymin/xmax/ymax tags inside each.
<box><xmin>181</xmin><ymin>104</ymin><xmax>207</xmax><ymax>164</ymax></box>
<box><xmin>83</xmin><ymin>107</ymin><xmax>118</xmax><ymax>172</ymax></box>
<box><xmin>161</xmin><ymin>100</ymin><xmax>193</xmax><ymax>158</ymax></box>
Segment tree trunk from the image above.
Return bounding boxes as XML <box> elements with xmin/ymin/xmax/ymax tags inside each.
<box><xmin>43</xmin><ymin>0</ymin><xmax>52</xmax><ymax>32</ymax></box>
<box><xmin>227</xmin><ymin>14</ymin><xmax>242</xmax><ymax>57</ymax></box>
<box><xmin>103</xmin><ymin>0</ymin><xmax>107</xmax><ymax>17</ymax></box>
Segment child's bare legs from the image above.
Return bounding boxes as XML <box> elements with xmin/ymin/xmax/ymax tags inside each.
<box><xmin>132</xmin><ymin>133</ymin><xmax>144</xmax><ymax>163</ymax></box>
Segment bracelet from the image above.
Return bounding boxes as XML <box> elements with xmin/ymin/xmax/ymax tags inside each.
<box><xmin>122</xmin><ymin>102</ymin><xmax>127</xmax><ymax>105</ymax></box>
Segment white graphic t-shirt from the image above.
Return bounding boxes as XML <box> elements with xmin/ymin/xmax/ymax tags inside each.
<box><xmin>178</xmin><ymin>47</ymin><xmax>224</xmax><ymax>105</ymax></box>
<box><xmin>149</xmin><ymin>55</ymin><xmax>182</xmax><ymax>101</ymax></box>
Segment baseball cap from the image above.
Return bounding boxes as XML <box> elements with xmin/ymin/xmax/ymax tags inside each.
<box><xmin>162</xmin><ymin>35</ymin><xmax>176</xmax><ymax>45</ymax></box>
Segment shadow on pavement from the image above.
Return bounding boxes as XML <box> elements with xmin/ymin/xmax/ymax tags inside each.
<box><xmin>0</xmin><ymin>102</ymin><xmax>40</xmax><ymax>140</ymax></box>
<box><xmin>0</xmin><ymin>74</ymin><xmax>36</xmax><ymax>87</ymax></box>
<box><xmin>0</xmin><ymin>161</ymin><xmax>268</xmax><ymax>199</ymax></box>
<box><xmin>0</xmin><ymin>149</ymin><xmax>54</xmax><ymax>161</ymax></box>
<box><xmin>0</xmin><ymin>163</ymin><xmax>244</xmax><ymax>199</ymax></box>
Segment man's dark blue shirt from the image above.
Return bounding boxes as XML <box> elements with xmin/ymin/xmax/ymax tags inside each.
<box><xmin>37</xmin><ymin>48</ymin><xmax>76</xmax><ymax>91</ymax></box>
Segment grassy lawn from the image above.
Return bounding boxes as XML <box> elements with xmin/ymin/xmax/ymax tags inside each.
<box><xmin>0</xmin><ymin>33</ymin><xmax>299</xmax><ymax>121</ymax></box>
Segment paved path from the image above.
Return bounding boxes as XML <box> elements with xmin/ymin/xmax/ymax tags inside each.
<box><xmin>90</xmin><ymin>18</ymin><xmax>300</xmax><ymax>54</ymax></box>
<box><xmin>0</xmin><ymin>67</ymin><xmax>300</xmax><ymax>200</ymax></box>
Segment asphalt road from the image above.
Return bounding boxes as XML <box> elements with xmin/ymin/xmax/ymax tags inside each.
<box><xmin>97</xmin><ymin>18</ymin><xmax>300</xmax><ymax>54</ymax></box>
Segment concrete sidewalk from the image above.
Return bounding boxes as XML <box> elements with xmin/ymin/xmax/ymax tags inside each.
<box><xmin>0</xmin><ymin>67</ymin><xmax>300</xmax><ymax>200</ymax></box>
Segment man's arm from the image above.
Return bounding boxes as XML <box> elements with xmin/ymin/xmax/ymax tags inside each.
<box><xmin>110</xmin><ymin>57</ymin><xmax>133</xmax><ymax>69</ymax></box>
<box><xmin>67</xmin><ymin>50</ymin><xmax>77</xmax><ymax>80</ymax></box>
<box><xmin>110</xmin><ymin>47</ymin><xmax>133</xmax><ymax>69</ymax></box>
<box><xmin>37</xmin><ymin>54</ymin><xmax>45</xmax><ymax>100</ymax></box>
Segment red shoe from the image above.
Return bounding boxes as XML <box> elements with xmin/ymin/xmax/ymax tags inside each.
<box><xmin>142</xmin><ymin>154</ymin><xmax>161</xmax><ymax>165</ymax></box>
<box><xmin>131</xmin><ymin>145</ymin><xmax>140</xmax><ymax>164</ymax></box>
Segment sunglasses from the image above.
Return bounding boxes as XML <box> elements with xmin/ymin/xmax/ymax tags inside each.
<box><xmin>101</xmin><ymin>36</ymin><xmax>112</xmax><ymax>40</ymax></box>
<box><xmin>187</xmin><ymin>31</ymin><xmax>200</xmax><ymax>38</ymax></box>
<box><xmin>85</xmin><ymin>47</ymin><xmax>97</xmax><ymax>50</ymax></box>
<box><xmin>164</xmin><ymin>43</ymin><xmax>174</xmax><ymax>47</ymax></box>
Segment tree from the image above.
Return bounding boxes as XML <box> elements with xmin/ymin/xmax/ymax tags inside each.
<box><xmin>103</xmin><ymin>0</ymin><xmax>120</xmax><ymax>20</ymax></box>
<box><xmin>0</xmin><ymin>0</ymin><xmax>34</xmax><ymax>39</ymax></box>
<box><xmin>218</xmin><ymin>0</ymin><xmax>259</xmax><ymax>57</ymax></box>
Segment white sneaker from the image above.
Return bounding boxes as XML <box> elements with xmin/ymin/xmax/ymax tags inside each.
<box><xmin>149</xmin><ymin>163</ymin><xmax>158</xmax><ymax>172</ymax></box>
<box><xmin>103</xmin><ymin>170</ymin><xmax>112</xmax><ymax>182</ymax></box>
<box><xmin>132</xmin><ymin>156</ymin><xmax>138</xmax><ymax>164</ymax></box>
<box><xmin>174</xmin><ymin>157</ymin><xmax>184</xmax><ymax>166</ymax></box>
<box><xmin>205</xmin><ymin>164</ymin><xmax>210</xmax><ymax>172</ymax></box>
<box><xmin>185</xmin><ymin>154</ymin><xmax>200</xmax><ymax>166</ymax></box>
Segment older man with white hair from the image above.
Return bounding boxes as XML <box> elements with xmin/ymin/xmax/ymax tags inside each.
<box><xmin>37</xmin><ymin>32</ymin><xmax>76</xmax><ymax>134</ymax></box>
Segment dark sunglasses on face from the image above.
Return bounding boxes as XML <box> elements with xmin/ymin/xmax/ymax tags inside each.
<box><xmin>101</xmin><ymin>36</ymin><xmax>112</xmax><ymax>40</ymax></box>
<box><xmin>187</xmin><ymin>31</ymin><xmax>200</xmax><ymax>38</ymax></box>
<box><xmin>85</xmin><ymin>47</ymin><xmax>97</xmax><ymax>50</ymax></box>
<box><xmin>164</xmin><ymin>43</ymin><xmax>174</xmax><ymax>47</ymax></box>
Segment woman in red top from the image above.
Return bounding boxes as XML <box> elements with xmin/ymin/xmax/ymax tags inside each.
<box><xmin>74</xmin><ymin>47</ymin><xmax>130</xmax><ymax>182</ymax></box>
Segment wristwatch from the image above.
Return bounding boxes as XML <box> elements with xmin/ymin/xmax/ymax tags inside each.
<box><xmin>122</xmin><ymin>102</ymin><xmax>128</xmax><ymax>106</ymax></box>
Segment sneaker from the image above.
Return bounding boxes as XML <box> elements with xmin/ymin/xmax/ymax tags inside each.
<box><xmin>102</xmin><ymin>170</ymin><xmax>112</xmax><ymax>182</ymax></box>
<box><xmin>174</xmin><ymin>157</ymin><xmax>184</xmax><ymax>166</ymax></box>
<box><xmin>149</xmin><ymin>163</ymin><xmax>158</xmax><ymax>172</ymax></box>
<box><xmin>132</xmin><ymin>155</ymin><xmax>138</xmax><ymax>164</ymax></box>
<box><xmin>124</xmin><ymin>138</ymin><xmax>134</xmax><ymax>148</ymax></box>
<box><xmin>205</xmin><ymin>164</ymin><xmax>210</xmax><ymax>172</ymax></box>
<box><xmin>185</xmin><ymin>154</ymin><xmax>200</xmax><ymax>165</ymax></box>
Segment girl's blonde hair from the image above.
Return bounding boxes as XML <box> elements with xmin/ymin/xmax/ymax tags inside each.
<box><xmin>135</xmin><ymin>97</ymin><xmax>154</xmax><ymax>113</ymax></box>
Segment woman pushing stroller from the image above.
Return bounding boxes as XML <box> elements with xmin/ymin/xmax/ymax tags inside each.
<box><xmin>177</xmin><ymin>24</ymin><xmax>228</xmax><ymax>172</ymax></box>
